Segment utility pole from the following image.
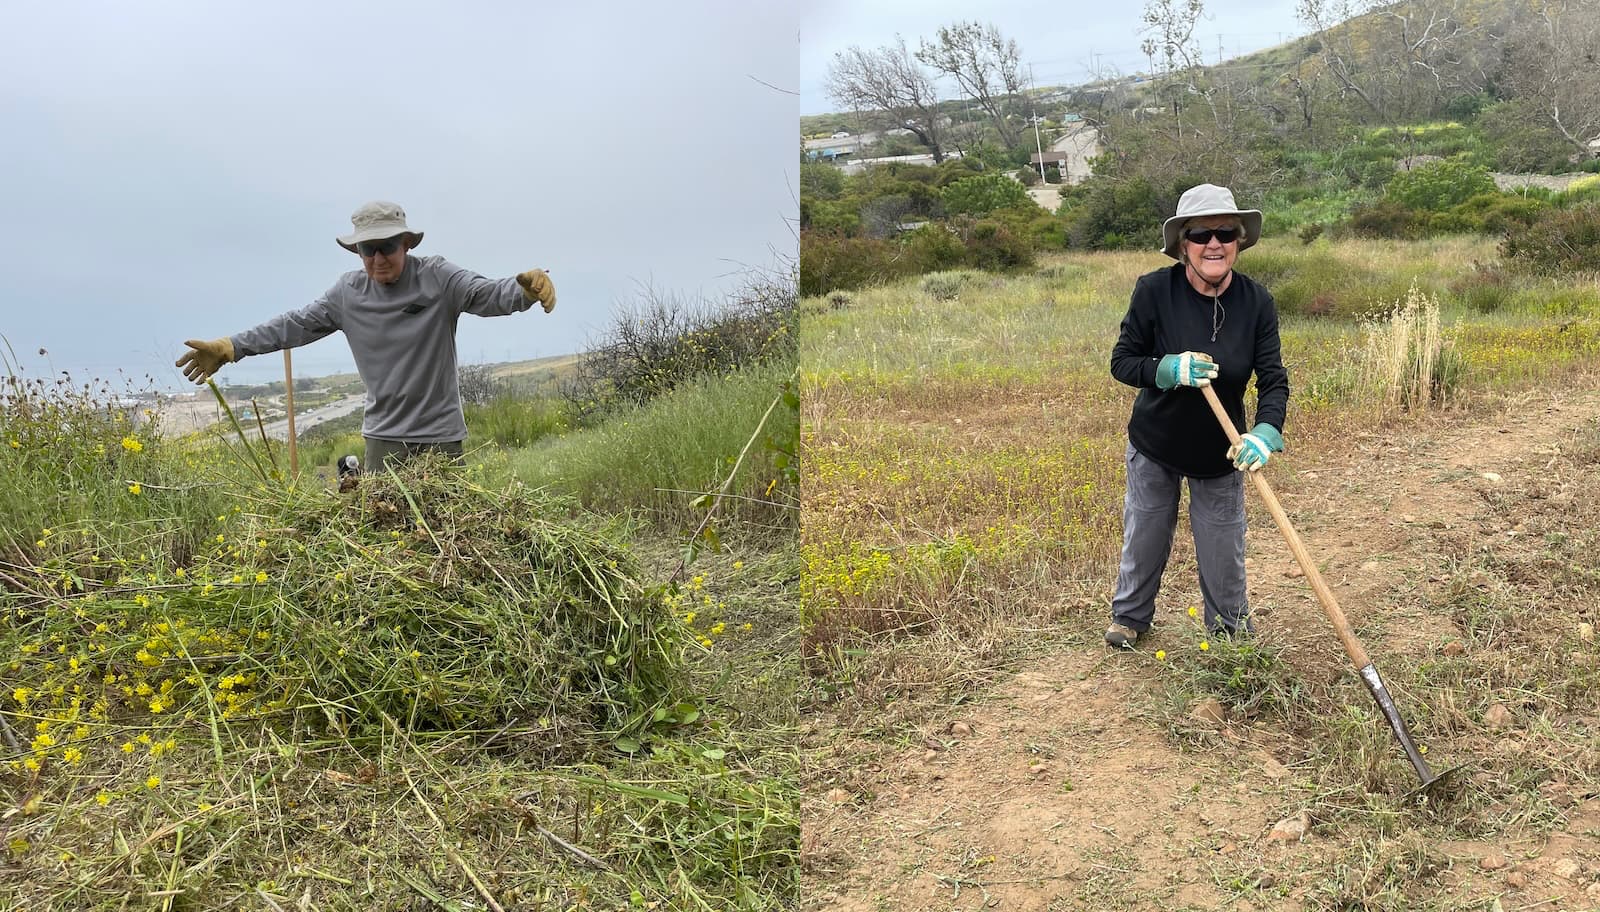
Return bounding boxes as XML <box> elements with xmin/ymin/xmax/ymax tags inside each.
<box><xmin>1030</xmin><ymin>64</ymin><xmax>1046</xmax><ymax>182</ymax></box>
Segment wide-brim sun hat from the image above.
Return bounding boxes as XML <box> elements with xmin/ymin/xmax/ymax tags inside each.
<box><xmin>1160</xmin><ymin>183</ymin><xmax>1262</xmax><ymax>259</ymax></box>
<box><xmin>336</xmin><ymin>200</ymin><xmax>424</xmax><ymax>253</ymax></box>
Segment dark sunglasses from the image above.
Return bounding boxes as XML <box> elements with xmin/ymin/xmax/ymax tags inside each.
<box><xmin>1184</xmin><ymin>226</ymin><xmax>1240</xmax><ymax>246</ymax></box>
<box><xmin>356</xmin><ymin>238</ymin><xmax>403</xmax><ymax>258</ymax></box>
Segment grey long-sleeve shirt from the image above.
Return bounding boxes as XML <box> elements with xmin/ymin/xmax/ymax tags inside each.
<box><xmin>230</xmin><ymin>255</ymin><xmax>537</xmax><ymax>442</ymax></box>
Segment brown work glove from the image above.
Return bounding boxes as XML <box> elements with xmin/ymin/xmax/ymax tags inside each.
<box><xmin>516</xmin><ymin>269</ymin><xmax>557</xmax><ymax>313</ymax></box>
<box><xmin>175</xmin><ymin>337</ymin><xmax>235</xmax><ymax>384</ymax></box>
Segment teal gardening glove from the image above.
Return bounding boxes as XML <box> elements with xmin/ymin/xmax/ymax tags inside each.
<box><xmin>1155</xmin><ymin>351</ymin><xmax>1218</xmax><ymax>389</ymax></box>
<box><xmin>1229</xmin><ymin>423</ymin><xmax>1285</xmax><ymax>472</ymax></box>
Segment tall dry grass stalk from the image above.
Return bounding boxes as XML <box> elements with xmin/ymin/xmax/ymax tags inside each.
<box><xmin>1360</xmin><ymin>282</ymin><xmax>1444</xmax><ymax>414</ymax></box>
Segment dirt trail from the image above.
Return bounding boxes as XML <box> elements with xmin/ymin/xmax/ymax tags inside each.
<box><xmin>805</xmin><ymin>386</ymin><xmax>1600</xmax><ymax>911</ymax></box>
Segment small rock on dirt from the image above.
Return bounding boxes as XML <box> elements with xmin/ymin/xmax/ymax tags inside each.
<box><xmin>1441</xmin><ymin>642</ymin><xmax>1466</xmax><ymax>657</ymax></box>
<box><xmin>825</xmin><ymin>788</ymin><xmax>851</xmax><ymax>804</ymax></box>
<box><xmin>1480</xmin><ymin>853</ymin><xmax>1507</xmax><ymax>871</ymax></box>
<box><xmin>924</xmin><ymin>749</ymin><xmax>940</xmax><ymax>762</ymax></box>
<box><xmin>949</xmin><ymin>721</ymin><xmax>973</xmax><ymax>737</ymax></box>
<box><xmin>1484</xmin><ymin>703</ymin><xmax>1515</xmax><ymax>730</ymax></box>
<box><xmin>1579</xmin><ymin>623</ymin><xmax>1595</xmax><ymax>644</ymax></box>
<box><xmin>1552</xmin><ymin>857</ymin><xmax>1581</xmax><ymax>879</ymax></box>
<box><xmin>1267</xmin><ymin>811</ymin><xmax>1310</xmax><ymax>843</ymax></box>
<box><xmin>1028</xmin><ymin>762</ymin><xmax>1048</xmax><ymax>777</ymax></box>
<box><xmin>1285</xmin><ymin>567</ymin><xmax>1305</xmax><ymax>578</ymax></box>
<box><xmin>1481</xmin><ymin>472</ymin><xmax>1503</xmax><ymax>483</ymax></box>
<box><xmin>1505</xmin><ymin>870</ymin><xmax>1527</xmax><ymax>889</ymax></box>
<box><xmin>1190</xmin><ymin>699</ymin><xmax>1226</xmax><ymax>725</ymax></box>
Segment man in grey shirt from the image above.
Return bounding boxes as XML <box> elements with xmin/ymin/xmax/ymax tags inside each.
<box><xmin>176</xmin><ymin>201</ymin><xmax>557</xmax><ymax>468</ymax></box>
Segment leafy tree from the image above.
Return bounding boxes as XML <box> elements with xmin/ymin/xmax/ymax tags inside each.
<box><xmin>940</xmin><ymin>173</ymin><xmax>1033</xmax><ymax>217</ymax></box>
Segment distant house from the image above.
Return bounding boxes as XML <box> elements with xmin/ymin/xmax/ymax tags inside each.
<box><xmin>1030</xmin><ymin>122</ymin><xmax>1101</xmax><ymax>185</ymax></box>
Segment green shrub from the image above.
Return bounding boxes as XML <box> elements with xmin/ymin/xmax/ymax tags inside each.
<box><xmin>1501</xmin><ymin>203</ymin><xmax>1600</xmax><ymax>275</ymax></box>
<box><xmin>800</xmin><ymin>162</ymin><xmax>846</xmax><ymax>200</ymax></box>
<box><xmin>566</xmin><ymin>272</ymin><xmax>795</xmax><ymax>418</ymax></box>
<box><xmin>1017</xmin><ymin>166</ymin><xmax>1040</xmax><ymax>187</ymax></box>
<box><xmin>801</xmin><ymin>199</ymin><xmax>860</xmax><ymax>236</ymax></box>
<box><xmin>1385</xmin><ymin>159</ymin><xmax>1495</xmax><ymax>211</ymax></box>
<box><xmin>1452</xmin><ymin>192</ymin><xmax>1548</xmax><ymax>235</ymax></box>
<box><xmin>940</xmin><ymin>173</ymin><xmax>1033</xmax><ymax>217</ymax></box>
<box><xmin>799</xmin><ymin>232</ymin><xmax>908</xmax><ymax>296</ymax></box>
<box><xmin>1343</xmin><ymin>200</ymin><xmax>1423</xmax><ymax>239</ymax></box>
<box><xmin>903</xmin><ymin>224</ymin><xmax>966</xmax><ymax>273</ymax></box>
<box><xmin>1298</xmin><ymin>223</ymin><xmax>1325</xmax><ymax>245</ymax></box>
<box><xmin>921</xmin><ymin>270</ymin><xmax>981</xmax><ymax>302</ymax></box>
<box><xmin>1061</xmin><ymin>176</ymin><xmax>1168</xmax><ymax>250</ymax></box>
<box><xmin>961</xmin><ymin>219</ymin><xmax>1036</xmax><ymax>271</ymax></box>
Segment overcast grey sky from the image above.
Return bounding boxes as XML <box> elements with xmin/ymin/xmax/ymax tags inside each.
<box><xmin>1</xmin><ymin>1</ymin><xmax>797</xmax><ymax>389</ymax></box>
<box><xmin>802</xmin><ymin>0</ymin><xmax>1308</xmax><ymax>115</ymax></box>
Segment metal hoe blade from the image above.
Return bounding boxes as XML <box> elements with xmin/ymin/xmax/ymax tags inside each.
<box><xmin>1358</xmin><ymin>663</ymin><xmax>1462</xmax><ymax>798</ymax></box>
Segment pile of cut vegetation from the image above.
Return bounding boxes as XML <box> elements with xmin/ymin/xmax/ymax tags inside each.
<box><xmin>5</xmin><ymin>456</ymin><xmax>686</xmax><ymax>774</ymax></box>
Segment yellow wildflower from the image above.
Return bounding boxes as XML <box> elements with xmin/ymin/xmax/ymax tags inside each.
<box><xmin>120</xmin><ymin>436</ymin><xmax>143</xmax><ymax>453</ymax></box>
<box><xmin>145</xmin><ymin>775</ymin><xmax>161</xmax><ymax>789</ymax></box>
<box><xmin>1155</xmin><ymin>650</ymin><xmax>1167</xmax><ymax>661</ymax></box>
<box><xmin>254</xmin><ymin>571</ymin><xmax>267</xmax><ymax>584</ymax></box>
<box><xmin>95</xmin><ymin>792</ymin><xmax>112</xmax><ymax>806</ymax></box>
<box><xmin>127</xmin><ymin>483</ymin><xmax>142</xmax><ymax>496</ymax></box>
<box><xmin>1199</xmin><ymin>641</ymin><xmax>1211</xmax><ymax>652</ymax></box>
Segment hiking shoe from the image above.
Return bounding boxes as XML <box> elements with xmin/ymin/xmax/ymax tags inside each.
<box><xmin>1104</xmin><ymin>622</ymin><xmax>1143</xmax><ymax>649</ymax></box>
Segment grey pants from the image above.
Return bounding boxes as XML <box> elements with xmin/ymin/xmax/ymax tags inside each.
<box><xmin>362</xmin><ymin>437</ymin><xmax>464</xmax><ymax>469</ymax></box>
<box><xmin>1110</xmin><ymin>443</ymin><xmax>1249</xmax><ymax>634</ymax></box>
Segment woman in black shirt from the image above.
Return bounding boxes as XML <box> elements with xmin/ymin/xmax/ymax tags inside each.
<box><xmin>1104</xmin><ymin>184</ymin><xmax>1289</xmax><ymax>648</ymax></box>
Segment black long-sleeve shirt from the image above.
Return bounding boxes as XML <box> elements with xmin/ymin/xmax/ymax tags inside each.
<box><xmin>1110</xmin><ymin>264</ymin><xmax>1289</xmax><ymax>478</ymax></box>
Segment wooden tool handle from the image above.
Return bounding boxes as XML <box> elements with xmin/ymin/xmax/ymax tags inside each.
<box><xmin>1200</xmin><ymin>384</ymin><xmax>1370</xmax><ymax>668</ymax></box>
<box><xmin>283</xmin><ymin>350</ymin><xmax>298</xmax><ymax>477</ymax></box>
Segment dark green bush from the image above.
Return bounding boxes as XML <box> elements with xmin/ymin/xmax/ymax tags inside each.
<box><xmin>1060</xmin><ymin>176</ymin><xmax>1169</xmax><ymax>250</ymax></box>
<box><xmin>1343</xmin><ymin>200</ymin><xmax>1423</xmax><ymax>239</ymax></box>
<box><xmin>960</xmin><ymin>219</ymin><xmax>1035</xmax><ymax>271</ymax></box>
<box><xmin>1385</xmin><ymin>159</ymin><xmax>1495</xmax><ymax>211</ymax></box>
<box><xmin>800</xmin><ymin>162</ymin><xmax>846</xmax><ymax>200</ymax></box>
<box><xmin>1501</xmin><ymin>203</ymin><xmax>1600</xmax><ymax>275</ymax></box>
<box><xmin>802</xmin><ymin>199</ymin><xmax>861</xmax><ymax>236</ymax></box>
<box><xmin>903</xmin><ymin>224</ymin><xmax>966</xmax><ymax>273</ymax></box>
<box><xmin>940</xmin><ymin>173</ymin><xmax>1033</xmax><ymax>217</ymax></box>
<box><xmin>799</xmin><ymin>233</ymin><xmax>908</xmax><ymax>296</ymax></box>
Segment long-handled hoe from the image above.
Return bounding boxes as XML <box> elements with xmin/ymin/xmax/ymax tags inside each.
<box><xmin>1200</xmin><ymin>385</ymin><xmax>1462</xmax><ymax>798</ymax></box>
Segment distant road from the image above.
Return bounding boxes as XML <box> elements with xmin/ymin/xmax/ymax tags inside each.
<box><xmin>258</xmin><ymin>394</ymin><xmax>364</xmax><ymax>441</ymax></box>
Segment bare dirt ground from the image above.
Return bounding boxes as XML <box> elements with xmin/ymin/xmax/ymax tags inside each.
<box><xmin>803</xmin><ymin>386</ymin><xmax>1600</xmax><ymax>911</ymax></box>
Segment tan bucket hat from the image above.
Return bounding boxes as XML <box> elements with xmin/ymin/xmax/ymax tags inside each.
<box><xmin>1160</xmin><ymin>184</ymin><xmax>1262</xmax><ymax>259</ymax></box>
<box><xmin>336</xmin><ymin>200</ymin><xmax>424</xmax><ymax>253</ymax></box>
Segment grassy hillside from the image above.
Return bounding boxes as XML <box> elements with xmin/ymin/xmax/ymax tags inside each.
<box><xmin>1</xmin><ymin>341</ymin><xmax>799</xmax><ymax>907</ymax></box>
